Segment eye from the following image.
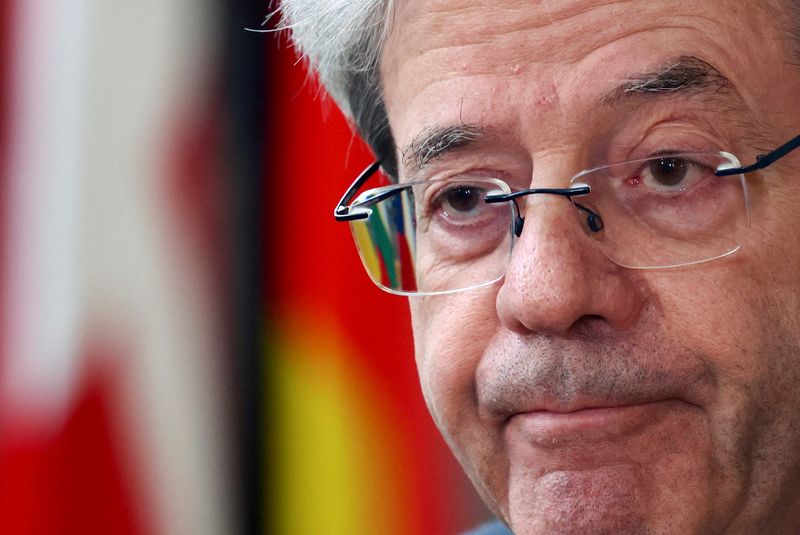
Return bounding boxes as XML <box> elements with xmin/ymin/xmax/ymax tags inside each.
<box><xmin>422</xmin><ymin>179</ymin><xmax>509</xmax><ymax>229</ymax></box>
<box><xmin>648</xmin><ymin>157</ymin><xmax>689</xmax><ymax>187</ymax></box>
<box><xmin>425</xmin><ymin>182</ymin><xmax>494</xmax><ymax>222</ymax></box>
<box><xmin>631</xmin><ymin>156</ymin><xmax>715</xmax><ymax>192</ymax></box>
<box><xmin>442</xmin><ymin>184</ymin><xmax>483</xmax><ymax>214</ymax></box>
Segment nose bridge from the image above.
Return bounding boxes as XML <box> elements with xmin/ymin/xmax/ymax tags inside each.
<box><xmin>497</xmin><ymin>190</ymin><xmax>640</xmax><ymax>335</ymax></box>
<box><xmin>512</xmin><ymin>194</ymin><xmax>590</xmax><ymax>286</ymax></box>
<box><xmin>503</xmin><ymin>153</ymin><xmax>595</xmax><ymax>317</ymax></box>
<box><xmin>529</xmin><ymin>147</ymin><xmax>581</xmax><ymax>189</ymax></box>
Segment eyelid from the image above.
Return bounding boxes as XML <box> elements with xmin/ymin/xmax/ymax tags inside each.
<box><xmin>608</xmin><ymin>116</ymin><xmax>728</xmax><ymax>161</ymax></box>
<box><xmin>633</xmin><ymin>155</ymin><xmax>717</xmax><ymax>194</ymax></box>
<box><xmin>435</xmin><ymin>166</ymin><xmax>513</xmax><ymax>179</ymax></box>
<box><xmin>420</xmin><ymin>178</ymin><xmax>509</xmax><ymax>220</ymax></box>
<box><xmin>412</xmin><ymin>158</ymin><xmax>520</xmax><ymax>183</ymax></box>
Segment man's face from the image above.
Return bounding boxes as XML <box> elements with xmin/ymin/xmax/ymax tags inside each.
<box><xmin>379</xmin><ymin>0</ymin><xmax>800</xmax><ymax>533</ymax></box>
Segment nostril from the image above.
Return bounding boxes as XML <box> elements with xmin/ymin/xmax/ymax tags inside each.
<box><xmin>568</xmin><ymin>314</ymin><xmax>610</xmax><ymax>336</ymax></box>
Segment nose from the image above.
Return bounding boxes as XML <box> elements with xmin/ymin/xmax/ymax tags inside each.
<box><xmin>496</xmin><ymin>196</ymin><xmax>644</xmax><ymax>335</ymax></box>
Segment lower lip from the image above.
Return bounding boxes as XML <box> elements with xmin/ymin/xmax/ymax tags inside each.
<box><xmin>507</xmin><ymin>400</ymin><xmax>687</xmax><ymax>448</ymax></box>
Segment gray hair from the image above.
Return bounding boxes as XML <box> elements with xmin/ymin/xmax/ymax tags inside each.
<box><xmin>279</xmin><ymin>0</ymin><xmax>397</xmax><ymax>175</ymax></box>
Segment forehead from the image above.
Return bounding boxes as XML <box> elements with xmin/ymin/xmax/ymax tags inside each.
<box><xmin>380</xmin><ymin>0</ymin><xmax>795</xmax><ymax>159</ymax></box>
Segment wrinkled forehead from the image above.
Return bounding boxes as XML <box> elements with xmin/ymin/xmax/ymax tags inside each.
<box><xmin>381</xmin><ymin>0</ymin><xmax>788</xmax><ymax>83</ymax></box>
<box><xmin>379</xmin><ymin>0</ymin><xmax>793</xmax><ymax>152</ymax></box>
<box><xmin>381</xmin><ymin>0</ymin><xmax>684</xmax><ymax>74</ymax></box>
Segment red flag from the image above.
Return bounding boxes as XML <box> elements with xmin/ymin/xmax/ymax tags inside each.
<box><xmin>264</xmin><ymin>35</ymin><xmax>489</xmax><ymax>534</ymax></box>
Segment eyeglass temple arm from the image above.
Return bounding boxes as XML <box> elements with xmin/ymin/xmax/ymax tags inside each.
<box><xmin>716</xmin><ymin>133</ymin><xmax>800</xmax><ymax>177</ymax></box>
<box><xmin>334</xmin><ymin>161</ymin><xmax>381</xmax><ymax>221</ymax></box>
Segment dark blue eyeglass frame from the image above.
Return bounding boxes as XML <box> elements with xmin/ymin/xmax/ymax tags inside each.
<box><xmin>334</xmin><ymin>133</ymin><xmax>800</xmax><ymax>224</ymax></box>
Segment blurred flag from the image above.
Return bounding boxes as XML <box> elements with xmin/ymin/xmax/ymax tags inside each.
<box><xmin>0</xmin><ymin>1</ymin><xmax>235</xmax><ymax>534</ymax></box>
<box><xmin>0</xmin><ymin>0</ymin><xmax>492</xmax><ymax>531</ymax></box>
<box><xmin>263</xmin><ymin>27</ymin><xmax>490</xmax><ymax>535</ymax></box>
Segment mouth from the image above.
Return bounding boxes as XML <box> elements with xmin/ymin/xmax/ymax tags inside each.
<box><xmin>505</xmin><ymin>398</ymin><xmax>696</xmax><ymax>448</ymax></box>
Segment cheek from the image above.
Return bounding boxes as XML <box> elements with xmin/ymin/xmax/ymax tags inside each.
<box><xmin>651</xmin><ymin>230</ymin><xmax>800</xmax><ymax>379</ymax></box>
<box><xmin>650</xmin><ymin>259</ymin><xmax>762</xmax><ymax>356</ymax></box>
<box><xmin>410</xmin><ymin>289</ymin><xmax>513</xmax><ymax>516</ymax></box>
<box><xmin>410</xmin><ymin>290</ymin><xmax>501</xmax><ymax>432</ymax></box>
<box><xmin>650</xmin><ymin>252</ymin><xmax>800</xmax><ymax>449</ymax></box>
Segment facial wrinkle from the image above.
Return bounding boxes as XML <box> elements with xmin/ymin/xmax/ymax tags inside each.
<box><xmin>729</xmin><ymin>307</ymin><xmax>800</xmax><ymax>532</ymax></box>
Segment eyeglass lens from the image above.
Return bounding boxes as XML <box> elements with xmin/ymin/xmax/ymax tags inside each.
<box><xmin>350</xmin><ymin>178</ymin><xmax>513</xmax><ymax>294</ymax></box>
<box><xmin>573</xmin><ymin>153</ymin><xmax>749</xmax><ymax>269</ymax></box>
<box><xmin>348</xmin><ymin>153</ymin><xmax>749</xmax><ymax>295</ymax></box>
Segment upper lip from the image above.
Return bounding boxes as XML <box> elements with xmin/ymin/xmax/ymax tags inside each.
<box><xmin>501</xmin><ymin>396</ymin><xmax>675</xmax><ymax>422</ymax></box>
<box><xmin>528</xmin><ymin>403</ymin><xmax>629</xmax><ymax>415</ymax></box>
<box><xmin>482</xmin><ymin>387</ymin><xmax>709</xmax><ymax>425</ymax></box>
<box><xmin>475</xmin><ymin>337</ymin><xmax>717</xmax><ymax>426</ymax></box>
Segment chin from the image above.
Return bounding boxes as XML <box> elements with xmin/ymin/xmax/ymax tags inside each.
<box><xmin>507</xmin><ymin>468</ymin><xmax>650</xmax><ymax>535</ymax></box>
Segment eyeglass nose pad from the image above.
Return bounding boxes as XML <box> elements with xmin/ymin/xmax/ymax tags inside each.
<box><xmin>514</xmin><ymin>215</ymin><xmax>524</xmax><ymax>237</ymax></box>
<box><xmin>574</xmin><ymin>201</ymin><xmax>604</xmax><ymax>233</ymax></box>
<box><xmin>586</xmin><ymin>211</ymin><xmax>604</xmax><ymax>233</ymax></box>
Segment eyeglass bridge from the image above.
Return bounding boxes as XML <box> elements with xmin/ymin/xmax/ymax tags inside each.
<box><xmin>484</xmin><ymin>185</ymin><xmax>602</xmax><ymax>237</ymax></box>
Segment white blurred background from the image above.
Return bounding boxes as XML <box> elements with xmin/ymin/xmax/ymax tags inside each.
<box><xmin>0</xmin><ymin>1</ymin><xmax>487</xmax><ymax>534</ymax></box>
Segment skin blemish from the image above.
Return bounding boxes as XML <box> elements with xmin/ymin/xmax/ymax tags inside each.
<box><xmin>535</xmin><ymin>81</ymin><xmax>560</xmax><ymax>109</ymax></box>
<box><xmin>536</xmin><ymin>95</ymin><xmax>557</xmax><ymax>107</ymax></box>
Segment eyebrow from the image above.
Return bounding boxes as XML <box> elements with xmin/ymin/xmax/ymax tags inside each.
<box><xmin>400</xmin><ymin>57</ymin><xmax>736</xmax><ymax>175</ymax></box>
<box><xmin>601</xmin><ymin>56</ymin><xmax>731</xmax><ymax>106</ymax></box>
<box><xmin>401</xmin><ymin>123</ymin><xmax>485</xmax><ymax>174</ymax></box>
